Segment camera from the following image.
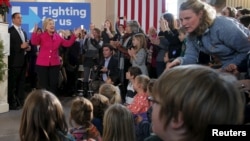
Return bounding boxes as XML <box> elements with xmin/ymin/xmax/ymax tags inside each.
<box><xmin>81</xmin><ymin>25</ymin><xmax>84</xmax><ymax>30</ymax></box>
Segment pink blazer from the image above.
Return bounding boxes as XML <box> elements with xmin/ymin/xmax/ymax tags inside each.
<box><xmin>31</xmin><ymin>31</ymin><xmax>76</xmax><ymax>66</ymax></box>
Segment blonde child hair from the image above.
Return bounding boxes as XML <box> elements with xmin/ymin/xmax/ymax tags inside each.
<box><xmin>99</xmin><ymin>83</ymin><xmax>122</xmax><ymax>104</ymax></box>
<box><xmin>135</xmin><ymin>74</ymin><xmax>150</xmax><ymax>92</ymax></box>
<box><xmin>132</xmin><ymin>33</ymin><xmax>147</xmax><ymax>54</ymax></box>
<box><xmin>103</xmin><ymin>104</ymin><xmax>136</xmax><ymax>141</ymax></box>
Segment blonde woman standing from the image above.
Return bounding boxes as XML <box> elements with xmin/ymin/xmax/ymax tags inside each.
<box><xmin>31</xmin><ymin>18</ymin><xmax>81</xmax><ymax>94</ymax></box>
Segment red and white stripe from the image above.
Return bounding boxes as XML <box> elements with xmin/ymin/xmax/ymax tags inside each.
<box><xmin>116</xmin><ymin>0</ymin><xmax>166</xmax><ymax>34</ymax></box>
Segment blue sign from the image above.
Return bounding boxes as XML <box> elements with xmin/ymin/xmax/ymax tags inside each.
<box><xmin>7</xmin><ymin>2</ymin><xmax>91</xmax><ymax>39</ymax></box>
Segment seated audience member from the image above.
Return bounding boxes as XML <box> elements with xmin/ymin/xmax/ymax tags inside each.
<box><xmin>69</xmin><ymin>97</ymin><xmax>102</xmax><ymax>141</ymax></box>
<box><xmin>149</xmin><ymin>65</ymin><xmax>245</xmax><ymax>141</ymax></box>
<box><xmin>19</xmin><ymin>90</ymin><xmax>75</xmax><ymax>141</ymax></box>
<box><xmin>127</xmin><ymin>74</ymin><xmax>150</xmax><ymax>115</ymax></box>
<box><xmin>125</xmin><ymin>66</ymin><xmax>142</xmax><ymax>105</ymax></box>
<box><xmin>105</xmin><ymin>74</ymin><xmax>121</xmax><ymax>95</ymax></box>
<box><xmin>98</xmin><ymin>44</ymin><xmax>119</xmax><ymax>82</ymax></box>
<box><xmin>102</xmin><ymin>104</ymin><xmax>136</xmax><ymax>141</ymax></box>
<box><xmin>90</xmin><ymin>94</ymin><xmax>110</xmax><ymax>135</ymax></box>
<box><xmin>99</xmin><ymin>83</ymin><xmax>122</xmax><ymax>104</ymax></box>
<box><xmin>135</xmin><ymin>78</ymin><xmax>157</xmax><ymax>141</ymax></box>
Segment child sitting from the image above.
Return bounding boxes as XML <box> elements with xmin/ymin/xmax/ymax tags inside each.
<box><xmin>99</xmin><ymin>83</ymin><xmax>122</xmax><ymax>104</ymax></box>
<box><xmin>106</xmin><ymin>74</ymin><xmax>121</xmax><ymax>95</ymax></box>
<box><xmin>126</xmin><ymin>74</ymin><xmax>150</xmax><ymax>115</ymax></box>
<box><xmin>90</xmin><ymin>93</ymin><xmax>110</xmax><ymax>135</ymax></box>
<box><xmin>125</xmin><ymin>66</ymin><xmax>142</xmax><ymax>105</ymax></box>
<box><xmin>69</xmin><ymin>97</ymin><xmax>102</xmax><ymax>141</ymax></box>
<box><xmin>135</xmin><ymin>78</ymin><xmax>156</xmax><ymax>141</ymax></box>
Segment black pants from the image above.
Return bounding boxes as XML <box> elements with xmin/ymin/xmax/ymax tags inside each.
<box><xmin>8</xmin><ymin>67</ymin><xmax>26</xmax><ymax>106</ymax></box>
<box><xmin>65</xmin><ymin>66</ymin><xmax>78</xmax><ymax>95</ymax></box>
<box><xmin>36</xmin><ymin>65</ymin><xmax>60</xmax><ymax>95</ymax></box>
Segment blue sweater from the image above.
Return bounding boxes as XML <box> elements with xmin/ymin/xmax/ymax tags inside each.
<box><xmin>179</xmin><ymin>16</ymin><xmax>250</xmax><ymax>68</ymax></box>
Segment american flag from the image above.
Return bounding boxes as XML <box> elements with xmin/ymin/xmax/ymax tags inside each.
<box><xmin>116</xmin><ymin>0</ymin><xmax>166</xmax><ymax>34</ymax></box>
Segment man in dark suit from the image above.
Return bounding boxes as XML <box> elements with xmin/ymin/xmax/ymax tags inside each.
<box><xmin>8</xmin><ymin>12</ymin><xmax>30</xmax><ymax>110</ymax></box>
<box><xmin>98</xmin><ymin>44</ymin><xmax>119</xmax><ymax>82</ymax></box>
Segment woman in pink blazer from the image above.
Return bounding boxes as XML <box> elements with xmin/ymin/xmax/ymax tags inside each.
<box><xmin>31</xmin><ymin>18</ymin><xmax>81</xmax><ymax>95</ymax></box>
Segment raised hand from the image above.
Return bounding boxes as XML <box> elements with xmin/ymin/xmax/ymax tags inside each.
<box><xmin>74</xmin><ymin>27</ymin><xmax>82</xmax><ymax>36</ymax></box>
<box><xmin>166</xmin><ymin>59</ymin><xmax>181</xmax><ymax>70</ymax></box>
<box><xmin>33</xmin><ymin>24</ymin><xmax>38</xmax><ymax>33</ymax></box>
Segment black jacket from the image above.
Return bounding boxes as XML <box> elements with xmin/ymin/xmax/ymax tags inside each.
<box><xmin>8</xmin><ymin>26</ymin><xmax>28</xmax><ymax>68</ymax></box>
<box><xmin>98</xmin><ymin>56</ymin><xmax>119</xmax><ymax>81</ymax></box>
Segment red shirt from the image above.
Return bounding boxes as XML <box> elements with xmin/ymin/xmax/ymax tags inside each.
<box><xmin>127</xmin><ymin>92</ymin><xmax>150</xmax><ymax>115</ymax></box>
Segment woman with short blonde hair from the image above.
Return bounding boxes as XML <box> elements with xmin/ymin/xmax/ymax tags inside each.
<box><xmin>31</xmin><ymin>18</ymin><xmax>81</xmax><ymax>94</ymax></box>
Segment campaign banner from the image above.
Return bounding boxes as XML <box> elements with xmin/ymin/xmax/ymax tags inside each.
<box><xmin>7</xmin><ymin>2</ymin><xmax>91</xmax><ymax>38</ymax></box>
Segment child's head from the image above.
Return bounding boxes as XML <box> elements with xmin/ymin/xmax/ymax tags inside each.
<box><xmin>70</xmin><ymin>97</ymin><xmax>93</xmax><ymax>127</ymax></box>
<box><xmin>99</xmin><ymin>83</ymin><xmax>121</xmax><ymax>104</ymax></box>
<box><xmin>126</xmin><ymin>66</ymin><xmax>142</xmax><ymax>81</ymax></box>
<box><xmin>103</xmin><ymin>104</ymin><xmax>136</xmax><ymax>141</ymax></box>
<box><xmin>20</xmin><ymin>90</ymin><xmax>68</xmax><ymax>141</ymax></box>
<box><xmin>178</xmin><ymin>27</ymin><xmax>187</xmax><ymax>42</ymax></box>
<box><xmin>133</xmin><ymin>75</ymin><xmax>150</xmax><ymax>92</ymax></box>
<box><xmin>106</xmin><ymin>74</ymin><xmax>120</xmax><ymax>86</ymax></box>
<box><xmin>132</xmin><ymin>33</ymin><xmax>147</xmax><ymax>51</ymax></box>
<box><xmin>151</xmin><ymin>65</ymin><xmax>244</xmax><ymax>140</ymax></box>
<box><xmin>90</xmin><ymin>94</ymin><xmax>110</xmax><ymax>119</ymax></box>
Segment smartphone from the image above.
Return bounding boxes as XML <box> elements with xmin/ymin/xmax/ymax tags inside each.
<box><xmin>119</xmin><ymin>17</ymin><xmax>124</xmax><ymax>19</ymax></box>
<box><xmin>81</xmin><ymin>25</ymin><xmax>84</xmax><ymax>30</ymax></box>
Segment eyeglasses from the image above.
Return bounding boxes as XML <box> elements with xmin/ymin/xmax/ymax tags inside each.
<box><xmin>148</xmin><ymin>96</ymin><xmax>160</xmax><ymax>104</ymax></box>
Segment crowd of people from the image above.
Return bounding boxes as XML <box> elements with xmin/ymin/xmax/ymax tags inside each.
<box><xmin>7</xmin><ymin>0</ymin><xmax>250</xmax><ymax>141</ymax></box>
